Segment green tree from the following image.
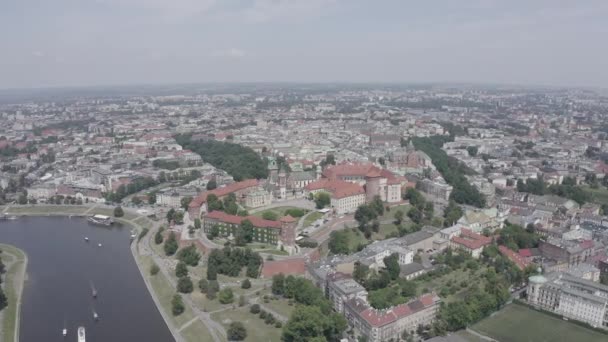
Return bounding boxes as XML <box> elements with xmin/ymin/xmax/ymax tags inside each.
<box><xmin>154</xmin><ymin>228</ymin><xmax>164</xmax><ymax>244</ymax></box>
<box><xmin>175</xmin><ymin>261</ymin><xmax>188</xmax><ymax>278</ymax></box>
<box><xmin>149</xmin><ymin>263</ymin><xmax>160</xmax><ymax>276</ymax></box>
<box><xmin>206</xmin><ymin>179</ymin><xmax>217</xmax><ymax>190</ymax></box>
<box><xmin>241</xmin><ymin>278</ymin><xmax>251</xmax><ymax>289</ymax></box>
<box><xmin>171</xmin><ymin>294</ymin><xmax>185</xmax><ymax>316</ymax></box>
<box><xmin>328</xmin><ymin>230</ymin><xmax>350</xmax><ymax>255</ymax></box>
<box><xmin>194</xmin><ymin>218</ymin><xmax>201</xmax><ymax>229</ymax></box>
<box><xmin>177</xmin><ymin>244</ymin><xmax>201</xmax><ymax>266</ymax></box>
<box><xmin>262</xmin><ymin>211</ymin><xmax>278</xmax><ymax>221</ymax></box>
<box><xmin>394</xmin><ymin>210</ymin><xmax>404</xmax><ymax>225</ymax></box>
<box><xmin>466</xmin><ymin>146</ymin><xmax>478</xmax><ymax>157</ymax></box>
<box><xmin>199</xmin><ymin>278</ymin><xmax>209</xmax><ymax>293</ymax></box>
<box><xmin>314</xmin><ymin>192</ymin><xmax>331</xmax><ymax>209</ymax></box>
<box><xmin>0</xmin><ymin>287</ymin><xmax>7</xmax><ymax>311</ymax></box>
<box><xmin>166</xmin><ymin>208</ymin><xmax>176</xmax><ymax>223</ymax></box>
<box><xmin>383</xmin><ymin>253</ymin><xmax>400</xmax><ymax>280</ymax></box>
<box><xmin>443</xmin><ymin>201</ymin><xmax>463</xmax><ymax>227</ymax></box>
<box><xmin>177</xmin><ymin>276</ymin><xmax>194</xmax><ymax>293</ymax></box>
<box><xmin>180</xmin><ymin>196</ymin><xmax>193</xmax><ymax>211</ymax></box>
<box><xmin>227</xmin><ymin>322</ymin><xmax>247</xmax><ymax>341</ymax></box>
<box><xmin>163</xmin><ymin>231</ymin><xmax>179</xmax><ymax>256</ymax></box>
<box><xmin>272</xmin><ymin>273</ymin><xmax>285</xmax><ymax>295</ymax></box>
<box><xmin>113</xmin><ymin>206</ymin><xmax>124</xmax><ymax>217</ymax></box>
<box><xmin>218</xmin><ymin>288</ymin><xmax>234</xmax><ymax>304</ymax></box>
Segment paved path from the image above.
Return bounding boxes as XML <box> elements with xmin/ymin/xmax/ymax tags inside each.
<box><xmin>249</xmin><ymin>199</ymin><xmax>314</xmax><ymax>213</ymax></box>
<box><xmin>466</xmin><ymin>327</ymin><xmax>499</xmax><ymax>341</ymax></box>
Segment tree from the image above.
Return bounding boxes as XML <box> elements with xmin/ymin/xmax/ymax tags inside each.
<box><xmin>314</xmin><ymin>192</ymin><xmax>331</xmax><ymax>209</ymax></box>
<box><xmin>177</xmin><ymin>276</ymin><xmax>194</xmax><ymax>293</ymax></box>
<box><xmin>131</xmin><ymin>196</ymin><xmax>142</xmax><ymax>205</ymax></box>
<box><xmin>236</xmin><ymin>219</ymin><xmax>254</xmax><ymax>245</ymax></box>
<box><xmin>206</xmin><ymin>179</ymin><xmax>217</xmax><ymax>190</ymax></box>
<box><xmin>171</xmin><ymin>294</ymin><xmax>185</xmax><ymax>316</ymax></box>
<box><xmin>150</xmin><ymin>263</ymin><xmax>160</xmax><ymax>276</ymax></box>
<box><xmin>175</xmin><ymin>261</ymin><xmax>188</xmax><ymax>278</ymax></box>
<box><xmin>177</xmin><ymin>244</ymin><xmax>201</xmax><ymax>266</ymax></box>
<box><xmin>154</xmin><ymin>228</ymin><xmax>164</xmax><ymax>244</ymax></box>
<box><xmin>164</xmin><ymin>231</ymin><xmax>178</xmax><ymax>256</ymax></box>
<box><xmin>328</xmin><ymin>231</ymin><xmax>350</xmax><ymax>255</ymax></box>
<box><xmin>17</xmin><ymin>193</ymin><xmax>27</xmax><ymax>205</ymax></box>
<box><xmin>443</xmin><ymin>201</ymin><xmax>463</xmax><ymax>227</ymax></box>
<box><xmin>407</xmin><ymin>207</ymin><xmax>423</xmax><ymax>224</ymax></box>
<box><xmin>383</xmin><ymin>253</ymin><xmax>400</xmax><ymax>280</ymax></box>
<box><xmin>394</xmin><ymin>210</ymin><xmax>404</xmax><ymax>225</ymax></box>
<box><xmin>467</xmin><ymin>146</ymin><xmax>478</xmax><ymax>157</ymax></box>
<box><xmin>272</xmin><ymin>273</ymin><xmax>285</xmax><ymax>295</ymax></box>
<box><xmin>198</xmin><ymin>278</ymin><xmax>209</xmax><ymax>293</ymax></box>
<box><xmin>0</xmin><ymin>287</ymin><xmax>7</xmax><ymax>311</ymax></box>
<box><xmin>207</xmin><ymin>262</ymin><xmax>218</xmax><ymax>280</ymax></box>
<box><xmin>227</xmin><ymin>322</ymin><xmax>247</xmax><ymax>341</ymax></box>
<box><xmin>282</xmin><ymin>305</ymin><xmax>346</xmax><ymax>342</ymax></box>
<box><xmin>250</xmin><ymin>304</ymin><xmax>261</xmax><ymax>314</ymax></box>
<box><xmin>166</xmin><ymin>208</ymin><xmax>176</xmax><ymax>223</ymax></box>
<box><xmin>113</xmin><ymin>206</ymin><xmax>124</xmax><ymax>218</ymax></box>
<box><xmin>241</xmin><ymin>278</ymin><xmax>251</xmax><ymax>289</ymax></box>
<box><xmin>194</xmin><ymin>218</ymin><xmax>201</xmax><ymax>229</ymax></box>
<box><xmin>218</xmin><ymin>288</ymin><xmax>234</xmax><ymax>304</ymax></box>
<box><xmin>404</xmin><ymin>187</ymin><xmax>425</xmax><ymax>209</ymax></box>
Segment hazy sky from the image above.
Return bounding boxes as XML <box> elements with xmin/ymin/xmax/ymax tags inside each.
<box><xmin>2</xmin><ymin>0</ymin><xmax>608</xmax><ymax>89</ymax></box>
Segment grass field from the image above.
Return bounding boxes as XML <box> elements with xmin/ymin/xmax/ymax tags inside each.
<box><xmin>471</xmin><ymin>304</ymin><xmax>608</xmax><ymax>342</ymax></box>
<box><xmin>414</xmin><ymin>265</ymin><xmax>489</xmax><ymax>303</ymax></box>
<box><xmin>582</xmin><ymin>185</ymin><xmax>608</xmax><ymax>205</ymax></box>
<box><xmin>0</xmin><ymin>244</ymin><xmax>27</xmax><ymax>342</ymax></box>
<box><xmin>5</xmin><ymin>205</ymin><xmax>89</xmax><ymax>215</ymax></box>
<box><xmin>252</xmin><ymin>206</ymin><xmax>308</xmax><ymax>219</ymax></box>
<box><xmin>262</xmin><ymin>297</ymin><xmax>295</xmax><ymax>319</ymax></box>
<box><xmin>211</xmin><ymin>307</ymin><xmax>282</xmax><ymax>342</ymax></box>
<box><xmin>181</xmin><ymin>320</ymin><xmax>217</xmax><ymax>342</ymax></box>
<box><xmin>302</xmin><ymin>211</ymin><xmax>324</xmax><ymax>227</ymax></box>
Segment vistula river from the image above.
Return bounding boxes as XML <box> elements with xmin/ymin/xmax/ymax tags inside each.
<box><xmin>0</xmin><ymin>216</ymin><xmax>174</xmax><ymax>342</ymax></box>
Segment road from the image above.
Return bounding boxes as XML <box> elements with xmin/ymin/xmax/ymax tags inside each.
<box><xmin>310</xmin><ymin>215</ymin><xmax>357</xmax><ymax>244</ymax></box>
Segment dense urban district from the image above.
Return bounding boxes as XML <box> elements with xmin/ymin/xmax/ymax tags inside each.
<box><xmin>1</xmin><ymin>84</ymin><xmax>608</xmax><ymax>342</ymax></box>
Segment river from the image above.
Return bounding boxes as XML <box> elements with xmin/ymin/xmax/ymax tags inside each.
<box><xmin>0</xmin><ymin>216</ymin><xmax>174</xmax><ymax>342</ymax></box>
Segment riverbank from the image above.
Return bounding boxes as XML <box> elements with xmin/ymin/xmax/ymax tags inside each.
<box><xmin>0</xmin><ymin>244</ymin><xmax>27</xmax><ymax>342</ymax></box>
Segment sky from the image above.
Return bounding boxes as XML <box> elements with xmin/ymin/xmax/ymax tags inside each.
<box><xmin>1</xmin><ymin>0</ymin><xmax>608</xmax><ymax>89</ymax></box>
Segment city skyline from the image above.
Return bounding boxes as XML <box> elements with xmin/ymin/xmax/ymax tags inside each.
<box><xmin>2</xmin><ymin>0</ymin><xmax>608</xmax><ymax>89</ymax></box>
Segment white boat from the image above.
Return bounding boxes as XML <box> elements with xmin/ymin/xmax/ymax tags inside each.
<box><xmin>62</xmin><ymin>328</ymin><xmax>67</xmax><ymax>337</ymax></box>
<box><xmin>84</xmin><ymin>237</ymin><xmax>89</xmax><ymax>242</ymax></box>
<box><xmin>93</xmin><ymin>311</ymin><xmax>99</xmax><ymax>321</ymax></box>
<box><xmin>97</xmin><ymin>243</ymin><xmax>102</xmax><ymax>247</ymax></box>
<box><xmin>77</xmin><ymin>326</ymin><xmax>86</xmax><ymax>342</ymax></box>
<box><xmin>87</xmin><ymin>214</ymin><xmax>113</xmax><ymax>226</ymax></box>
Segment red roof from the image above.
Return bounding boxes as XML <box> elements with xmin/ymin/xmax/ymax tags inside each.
<box><xmin>580</xmin><ymin>239</ymin><xmax>594</xmax><ymax>250</ymax></box>
<box><xmin>499</xmin><ymin>245</ymin><xmax>530</xmax><ymax>270</ymax></box>
<box><xmin>261</xmin><ymin>258</ymin><xmax>307</xmax><ymax>278</ymax></box>
<box><xmin>305</xmin><ymin>179</ymin><xmax>364</xmax><ymax>199</ymax></box>
<box><xmin>190</xmin><ymin>179</ymin><xmax>259</xmax><ymax>208</ymax></box>
<box><xmin>279</xmin><ymin>215</ymin><xmax>296</xmax><ymax>223</ymax></box>
<box><xmin>205</xmin><ymin>210</ymin><xmax>282</xmax><ymax>229</ymax></box>
<box><xmin>358</xmin><ymin>293</ymin><xmax>439</xmax><ymax>327</ymax></box>
<box><xmin>323</xmin><ymin>162</ymin><xmax>382</xmax><ymax>179</ymax></box>
<box><xmin>519</xmin><ymin>249</ymin><xmax>532</xmax><ymax>258</ymax></box>
<box><xmin>451</xmin><ymin>229</ymin><xmax>492</xmax><ymax>250</ymax></box>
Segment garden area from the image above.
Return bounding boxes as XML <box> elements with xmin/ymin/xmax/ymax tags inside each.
<box><xmin>252</xmin><ymin>206</ymin><xmax>309</xmax><ymax>221</ymax></box>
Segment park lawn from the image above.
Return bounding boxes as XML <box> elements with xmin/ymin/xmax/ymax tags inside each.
<box><xmin>254</xmin><ymin>248</ymin><xmax>289</xmax><ymax>256</ymax></box>
<box><xmin>5</xmin><ymin>205</ymin><xmax>88</xmax><ymax>215</ymax></box>
<box><xmin>381</xmin><ymin>204</ymin><xmax>410</xmax><ymax>220</ymax></box>
<box><xmin>262</xmin><ymin>297</ymin><xmax>295</xmax><ymax>319</ymax></box>
<box><xmin>211</xmin><ymin>307</ymin><xmax>282</xmax><ymax>342</ymax></box>
<box><xmin>414</xmin><ymin>266</ymin><xmax>489</xmax><ymax>303</ymax></box>
<box><xmin>140</xmin><ymin>255</ymin><xmax>196</xmax><ymax>328</ymax></box>
<box><xmin>252</xmin><ymin>206</ymin><xmax>308</xmax><ymax>219</ymax></box>
<box><xmin>181</xmin><ymin>320</ymin><xmax>217</xmax><ymax>342</ymax></box>
<box><xmin>190</xmin><ymin>292</ymin><xmax>225</xmax><ymax>312</ymax></box>
<box><xmin>341</xmin><ymin>228</ymin><xmax>369</xmax><ymax>252</ymax></box>
<box><xmin>0</xmin><ymin>244</ymin><xmax>26</xmax><ymax>342</ymax></box>
<box><xmin>372</xmin><ymin>223</ymin><xmax>399</xmax><ymax>240</ymax></box>
<box><xmin>454</xmin><ymin>330</ymin><xmax>487</xmax><ymax>342</ymax></box>
<box><xmin>471</xmin><ymin>303</ymin><xmax>608</xmax><ymax>342</ymax></box>
<box><xmin>582</xmin><ymin>185</ymin><xmax>608</xmax><ymax>205</ymax></box>
<box><xmin>302</xmin><ymin>211</ymin><xmax>324</xmax><ymax>227</ymax></box>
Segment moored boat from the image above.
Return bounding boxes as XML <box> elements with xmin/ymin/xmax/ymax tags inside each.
<box><xmin>77</xmin><ymin>326</ymin><xmax>86</xmax><ymax>342</ymax></box>
<box><xmin>87</xmin><ymin>215</ymin><xmax>113</xmax><ymax>226</ymax></box>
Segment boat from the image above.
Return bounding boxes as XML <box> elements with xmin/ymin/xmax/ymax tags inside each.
<box><xmin>91</xmin><ymin>281</ymin><xmax>97</xmax><ymax>298</ymax></box>
<box><xmin>87</xmin><ymin>214</ymin><xmax>113</xmax><ymax>226</ymax></box>
<box><xmin>77</xmin><ymin>326</ymin><xmax>86</xmax><ymax>342</ymax></box>
<box><xmin>7</xmin><ymin>215</ymin><xmax>17</xmax><ymax>220</ymax></box>
<box><xmin>97</xmin><ymin>243</ymin><xmax>102</xmax><ymax>247</ymax></box>
<box><xmin>93</xmin><ymin>311</ymin><xmax>99</xmax><ymax>321</ymax></box>
<box><xmin>84</xmin><ymin>237</ymin><xmax>89</xmax><ymax>242</ymax></box>
<box><xmin>62</xmin><ymin>328</ymin><xmax>67</xmax><ymax>337</ymax></box>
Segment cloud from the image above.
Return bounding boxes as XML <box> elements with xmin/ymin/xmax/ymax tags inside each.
<box><xmin>32</xmin><ymin>51</ymin><xmax>45</xmax><ymax>57</ymax></box>
<box><xmin>94</xmin><ymin>0</ymin><xmax>218</xmax><ymax>17</ymax></box>
<box><xmin>210</xmin><ymin>48</ymin><xmax>246</xmax><ymax>58</ymax></box>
